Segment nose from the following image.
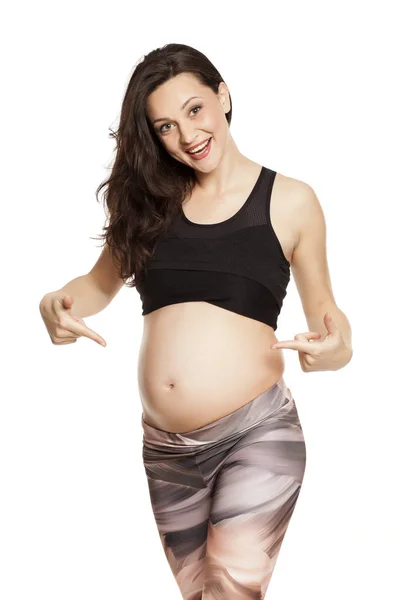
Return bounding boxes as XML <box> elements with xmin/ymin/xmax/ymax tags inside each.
<box><xmin>179</xmin><ymin>126</ymin><xmax>198</xmax><ymax>147</ymax></box>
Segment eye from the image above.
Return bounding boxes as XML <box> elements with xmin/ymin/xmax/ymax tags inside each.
<box><xmin>158</xmin><ymin>104</ymin><xmax>202</xmax><ymax>134</ymax></box>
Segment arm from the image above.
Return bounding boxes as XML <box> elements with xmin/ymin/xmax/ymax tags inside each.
<box><xmin>271</xmin><ymin>179</ymin><xmax>353</xmax><ymax>371</ymax></box>
<box><xmin>291</xmin><ymin>181</ymin><xmax>352</xmax><ymax>354</ymax></box>
<box><xmin>43</xmin><ymin>243</ymin><xmax>126</xmax><ymax>319</ymax></box>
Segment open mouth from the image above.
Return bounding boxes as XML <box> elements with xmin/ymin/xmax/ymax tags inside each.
<box><xmin>186</xmin><ymin>137</ymin><xmax>212</xmax><ymax>157</ymax></box>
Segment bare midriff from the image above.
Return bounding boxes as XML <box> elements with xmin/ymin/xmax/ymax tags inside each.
<box><xmin>138</xmin><ymin>303</ymin><xmax>285</xmax><ymax>433</ymax></box>
<box><xmin>138</xmin><ymin>170</ymin><xmax>296</xmax><ymax>433</ymax></box>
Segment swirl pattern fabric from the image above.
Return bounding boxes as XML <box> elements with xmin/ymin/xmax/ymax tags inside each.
<box><xmin>142</xmin><ymin>378</ymin><xmax>307</xmax><ymax>599</ymax></box>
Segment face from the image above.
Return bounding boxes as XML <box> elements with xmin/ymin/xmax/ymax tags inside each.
<box><xmin>146</xmin><ymin>72</ymin><xmax>231</xmax><ymax>171</ymax></box>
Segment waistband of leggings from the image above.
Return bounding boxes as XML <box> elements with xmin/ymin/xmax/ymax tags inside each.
<box><xmin>141</xmin><ymin>377</ymin><xmax>292</xmax><ymax>449</ymax></box>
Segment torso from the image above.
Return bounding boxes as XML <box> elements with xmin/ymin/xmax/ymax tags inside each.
<box><xmin>138</xmin><ymin>162</ymin><xmax>300</xmax><ymax>433</ymax></box>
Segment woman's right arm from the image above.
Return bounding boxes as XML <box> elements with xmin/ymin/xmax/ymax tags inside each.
<box><xmin>39</xmin><ymin>243</ymin><xmax>126</xmax><ymax>346</ymax></box>
<box><xmin>55</xmin><ymin>238</ymin><xmax>126</xmax><ymax>319</ymax></box>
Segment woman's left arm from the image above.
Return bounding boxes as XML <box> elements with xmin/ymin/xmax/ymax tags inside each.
<box><xmin>271</xmin><ymin>180</ymin><xmax>353</xmax><ymax>372</ymax></box>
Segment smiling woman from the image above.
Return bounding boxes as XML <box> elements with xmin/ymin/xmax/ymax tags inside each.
<box><xmin>39</xmin><ymin>42</ymin><xmax>352</xmax><ymax>600</ymax></box>
<box><xmin>146</xmin><ymin>71</ymin><xmax>232</xmax><ymax>173</ymax></box>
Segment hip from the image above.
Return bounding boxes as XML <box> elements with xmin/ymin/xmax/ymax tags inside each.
<box><xmin>142</xmin><ymin>376</ymin><xmax>306</xmax><ymax>472</ymax></box>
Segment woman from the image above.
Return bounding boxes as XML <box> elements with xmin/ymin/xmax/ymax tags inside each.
<box><xmin>39</xmin><ymin>43</ymin><xmax>353</xmax><ymax>599</ymax></box>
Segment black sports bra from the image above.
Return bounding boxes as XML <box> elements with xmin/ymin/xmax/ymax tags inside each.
<box><xmin>137</xmin><ymin>165</ymin><xmax>291</xmax><ymax>330</ymax></box>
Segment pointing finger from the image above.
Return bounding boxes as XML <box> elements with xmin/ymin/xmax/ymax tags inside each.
<box><xmin>62</xmin><ymin>316</ymin><xmax>107</xmax><ymax>347</ymax></box>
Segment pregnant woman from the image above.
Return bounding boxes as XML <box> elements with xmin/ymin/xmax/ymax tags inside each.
<box><xmin>40</xmin><ymin>43</ymin><xmax>353</xmax><ymax>599</ymax></box>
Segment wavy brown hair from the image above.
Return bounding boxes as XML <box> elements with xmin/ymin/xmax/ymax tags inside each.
<box><xmin>93</xmin><ymin>43</ymin><xmax>233</xmax><ymax>293</ymax></box>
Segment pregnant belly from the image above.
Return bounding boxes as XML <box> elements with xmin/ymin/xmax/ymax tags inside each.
<box><xmin>137</xmin><ymin>302</ymin><xmax>285</xmax><ymax>433</ymax></box>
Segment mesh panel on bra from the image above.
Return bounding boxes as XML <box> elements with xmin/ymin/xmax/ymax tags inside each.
<box><xmin>174</xmin><ymin>164</ymin><xmax>273</xmax><ymax>238</ymax></box>
<box><xmin>137</xmin><ymin>165</ymin><xmax>291</xmax><ymax>329</ymax></box>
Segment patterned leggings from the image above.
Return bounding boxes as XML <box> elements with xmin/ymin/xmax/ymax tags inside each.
<box><xmin>142</xmin><ymin>377</ymin><xmax>307</xmax><ymax>599</ymax></box>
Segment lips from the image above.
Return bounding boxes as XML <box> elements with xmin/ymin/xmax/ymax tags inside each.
<box><xmin>185</xmin><ymin>137</ymin><xmax>211</xmax><ymax>153</ymax></box>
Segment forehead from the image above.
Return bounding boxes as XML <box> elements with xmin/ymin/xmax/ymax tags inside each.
<box><xmin>147</xmin><ymin>72</ymin><xmax>210</xmax><ymax>116</ymax></box>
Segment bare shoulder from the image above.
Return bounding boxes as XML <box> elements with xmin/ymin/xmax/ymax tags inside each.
<box><xmin>273</xmin><ymin>171</ymin><xmax>317</xmax><ymax>212</ymax></box>
<box><xmin>273</xmin><ymin>172</ymin><xmax>335</xmax><ymax>310</ymax></box>
<box><xmin>272</xmin><ymin>171</ymin><xmax>322</xmax><ymax>252</ymax></box>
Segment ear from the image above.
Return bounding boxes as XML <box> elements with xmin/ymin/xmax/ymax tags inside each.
<box><xmin>218</xmin><ymin>81</ymin><xmax>231</xmax><ymax>113</ymax></box>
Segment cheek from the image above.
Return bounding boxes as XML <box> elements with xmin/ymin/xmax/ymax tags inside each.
<box><xmin>203</xmin><ymin>111</ymin><xmax>221</xmax><ymax>133</ymax></box>
<box><xmin>207</xmin><ymin>110</ymin><xmax>229</xmax><ymax>140</ymax></box>
<box><xmin>162</xmin><ymin>137</ymin><xmax>182</xmax><ymax>158</ymax></box>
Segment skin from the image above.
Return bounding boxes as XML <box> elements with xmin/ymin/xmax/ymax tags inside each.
<box><xmin>137</xmin><ymin>71</ymin><xmax>352</xmax><ymax>433</ymax></box>
<box><xmin>44</xmin><ymin>70</ymin><xmax>352</xmax><ymax>599</ymax></box>
<box><xmin>87</xmin><ymin>71</ymin><xmax>352</xmax><ymax>432</ymax></box>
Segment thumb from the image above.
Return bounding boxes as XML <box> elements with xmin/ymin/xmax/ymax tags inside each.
<box><xmin>61</xmin><ymin>295</ymin><xmax>74</xmax><ymax>309</ymax></box>
<box><xmin>295</xmin><ymin>331</ymin><xmax>322</xmax><ymax>343</ymax></box>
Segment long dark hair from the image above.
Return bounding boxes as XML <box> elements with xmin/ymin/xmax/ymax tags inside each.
<box><xmin>93</xmin><ymin>43</ymin><xmax>232</xmax><ymax>292</ymax></box>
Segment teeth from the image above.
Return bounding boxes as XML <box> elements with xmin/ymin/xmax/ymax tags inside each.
<box><xmin>188</xmin><ymin>138</ymin><xmax>210</xmax><ymax>153</ymax></box>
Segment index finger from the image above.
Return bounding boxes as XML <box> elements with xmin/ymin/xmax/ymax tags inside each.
<box><xmin>65</xmin><ymin>317</ymin><xmax>107</xmax><ymax>347</ymax></box>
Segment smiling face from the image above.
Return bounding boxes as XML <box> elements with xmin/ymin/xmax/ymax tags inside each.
<box><xmin>146</xmin><ymin>72</ymin><xmax>231</xmax><ymax>171</ymax></box>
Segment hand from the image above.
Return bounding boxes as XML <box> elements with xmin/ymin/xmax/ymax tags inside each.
<box><xmin>39</xmin><ymin>294</ymin><xmax>107</xmax><ymax>347</ymax></box>
<box><xmin>270</xmin><ymin>312</ymin><xmax>349</xmax><ymax>372</ymax></box>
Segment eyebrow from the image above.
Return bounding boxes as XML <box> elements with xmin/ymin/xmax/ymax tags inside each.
<box><xmin>152</xmin><ymin>96</ymin><xmax>203</xmax><ymax>125</ymax></box>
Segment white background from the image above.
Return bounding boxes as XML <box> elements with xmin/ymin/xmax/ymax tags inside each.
<box><xmin>1</xmin><ymin>1</ymin><xmax>399</xmax><ymax>598</ymax></box>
